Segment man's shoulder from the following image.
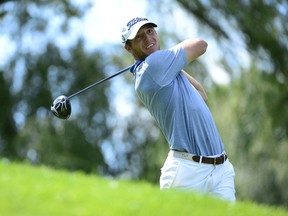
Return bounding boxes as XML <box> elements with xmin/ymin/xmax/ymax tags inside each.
<box><xmin>146</xmin><ymin>46</ymin><xmax>183</xmax><ymax>64</ymax></box>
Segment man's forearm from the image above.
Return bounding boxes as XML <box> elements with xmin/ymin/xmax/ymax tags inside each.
<box><xmin>182</xmin><ymin>70</ymin><xmax>208</xmax><ymax>102</ymax></box>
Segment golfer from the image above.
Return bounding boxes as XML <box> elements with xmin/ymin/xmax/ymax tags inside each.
<box><xmin>122</xmin><ymin>17</ymin><xmax>235</xmax><ymax>202</ymax></box>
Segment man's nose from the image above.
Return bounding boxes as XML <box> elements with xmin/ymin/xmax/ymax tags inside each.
<box><xmin>143</xmin><ymin>32</ymin><xmax>151</xmax><ymax>42</ymax></box>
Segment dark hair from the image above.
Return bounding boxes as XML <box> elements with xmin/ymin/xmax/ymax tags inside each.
<box><xmin>125</xmin><ymin>40</ymin><xmax>132</xmax><ymax>46</ymax></box>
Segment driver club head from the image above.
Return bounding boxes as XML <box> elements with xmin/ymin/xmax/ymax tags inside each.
<box><xmin>51</xmin><ymin>95</ymin><xmax>71</xmax><ymax>120</ymax></box>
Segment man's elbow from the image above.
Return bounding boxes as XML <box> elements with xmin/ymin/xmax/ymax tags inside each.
<box><xmin>199</xmin><ymin>39</ymin><xmax>208</xmax><ymax>55</ymax></box>
<box><xmin>184</xmin><ymin>38</ymin><xmax>208</xmax><ymax>62</ymax></box>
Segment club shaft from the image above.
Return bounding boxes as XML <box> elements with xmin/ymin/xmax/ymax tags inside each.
<box><xmin>67</xmin><ymin>65</ymin><xmax>132</xmax><ymax>99</ymax></box>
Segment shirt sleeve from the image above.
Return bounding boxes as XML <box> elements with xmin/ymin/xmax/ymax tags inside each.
<box><xmin>143</xmin><ymin>46</ymin><xmax>188</xmax><ymax>87</ymax></box>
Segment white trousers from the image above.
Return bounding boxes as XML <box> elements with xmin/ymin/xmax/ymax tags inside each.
<box><xmin>160</xmin><ymin>151</ymin><xmax>236</xmax><ymax>202</ymax></box>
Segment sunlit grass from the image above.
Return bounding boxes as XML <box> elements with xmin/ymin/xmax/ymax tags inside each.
<box><xmin>0</xmin><ymin>161</ymin><xmax>287</xmax><ymax>216</ymax></box>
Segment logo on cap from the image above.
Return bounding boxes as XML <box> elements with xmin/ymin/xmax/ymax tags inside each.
<box><xmin>126</xmin><ymin>17</ymin><xmax>148</xmax><ymax>31</ymax></box>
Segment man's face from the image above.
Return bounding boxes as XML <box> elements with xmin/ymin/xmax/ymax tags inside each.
<box><xmin>125</xmin><ymin>25</ymin><xmax>160</xmax><ymax>60</ymax></box>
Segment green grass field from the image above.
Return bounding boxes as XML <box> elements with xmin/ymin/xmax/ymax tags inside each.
<box><xmin>0</xmin><ymin>161</ymin><xmax>287</xmax><ymax>216</ymax></box>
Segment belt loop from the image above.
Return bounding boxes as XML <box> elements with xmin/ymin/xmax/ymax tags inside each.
<box><xmin>199</xmin><ymin>156</ymin><xmax>203</xmax><ymax>164</ymax></box>
<box><xmin>214</xmin><ymin>157</ymin><xmax>217</xmax><ymax>165</ymax></box>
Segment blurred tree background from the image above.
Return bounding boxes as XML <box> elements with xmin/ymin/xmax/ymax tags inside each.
<box><xmin>0</xmin><ymin>0</ymin><xmax>287</xmax><ymax>208</ymax></box>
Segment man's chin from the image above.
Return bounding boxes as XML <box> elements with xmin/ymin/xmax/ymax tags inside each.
<box><xmin>147</xmin><ymin>48</ymin><xmax>158</xmax><ymax>55</ymax></box>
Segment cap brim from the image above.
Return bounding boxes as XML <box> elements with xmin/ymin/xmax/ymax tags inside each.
<box><xmin>127</xmin><ymin>21</ymin><xmax>157</xmax><ymax>41</ymax></box>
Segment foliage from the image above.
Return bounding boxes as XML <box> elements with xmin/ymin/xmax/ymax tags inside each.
<box><xmin>1</xmin><ymin>161</ymin><xmax>288</xmax><ymax>216</ymax></box>
<box><xmin>0</xmin><ymin>1</ymin><xmax>108</xmax><ymax>172</ymax></box>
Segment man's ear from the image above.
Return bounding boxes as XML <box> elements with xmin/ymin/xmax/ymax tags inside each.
<box><xmin>124</xmin><ymin>44</ymin><xmax>132</xmax><ymax>53</ymax></box>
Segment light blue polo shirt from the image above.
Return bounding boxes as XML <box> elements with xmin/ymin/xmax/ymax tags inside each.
<box><xmin>133</xmin><ymin>45</ymin><xmax>224</xmax><ymax>156</ymax></box>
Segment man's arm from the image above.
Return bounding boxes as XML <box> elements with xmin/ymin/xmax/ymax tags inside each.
<box><xmin>177</xmin><ymin>38</ymin><xmax>208</xmax><ymax>101</ymax></box>
<box><xmin>182</xmin><ymin>70</ymin><xmax>208</xmax><ymax>102</ymax></box>
<box><xmin>178</xmin><ymin>38</ymin><xmax>208</xmax><ymax>63</ymax></box>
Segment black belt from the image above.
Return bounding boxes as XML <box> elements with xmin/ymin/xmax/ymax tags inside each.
<box><xmin>170</xmin><ymin>150</ymin><xmax>228</xmax><ymax>165</ymax></box>
<box><xmin>192</xmin><ymin>154</ymin><xmax>227</xmax><ymax>165</ymax></box>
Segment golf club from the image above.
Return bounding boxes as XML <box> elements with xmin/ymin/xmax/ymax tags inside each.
<box><xmin>51</xmin><ymin>61</ymin><xmax>142</xmax><ymax>120</ymax></box>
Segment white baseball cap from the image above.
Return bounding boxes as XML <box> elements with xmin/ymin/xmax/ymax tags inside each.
<box><xmin>122</xmin><ymin>17</ymin><xmax>157</xmax><ymax>43</ymax></box>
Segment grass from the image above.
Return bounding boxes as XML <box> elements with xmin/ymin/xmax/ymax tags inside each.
<box><xmin>0</xmin><ymin>160</ymin><xmax>287</xmax><ymax>216</ymax></box>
